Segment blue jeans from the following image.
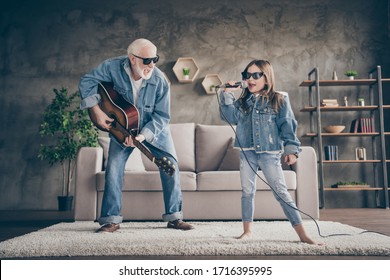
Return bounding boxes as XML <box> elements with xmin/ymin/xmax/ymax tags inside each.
<box><xmin>240</xmin><ymin>150</ymin><xmax>302</xmax><ymax>227</ymax></box>
<box><xmin>98</xmin><ymin>136</ymin><xmax>183</xmax><ymax>225</ymax></box>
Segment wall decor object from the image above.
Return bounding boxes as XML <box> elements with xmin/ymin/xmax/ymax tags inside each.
<box><xmin>344</xmin><ymin>70</ymin><xmax>358</xmax><ymax>80</ymax></box>
<box><xmin>355</xmin><ymin>147</ymin><xmax>367</xmax><ymax>160</ymax></box>
<box><xmin>323</xmin><ymin>125</ymin><xmax>345</xmax><ymax>133</ymax></box>
<box><xmin>332</xmin><ymin>71</ymin><xmax>338</xmax><ymax>80</ymax></box>
<box><xmin>172</xmin><ymin>57</ymin><xmax>199</xmax><ymax>83</ymax></box>
<box><xmin>201</xmin><ymin>74</ymin><xmax>223</xmax><ymax>94</ymax></box>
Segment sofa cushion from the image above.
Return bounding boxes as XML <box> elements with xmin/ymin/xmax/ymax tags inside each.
<box><xmin>217</xmin><ymin>136</ymin><xmax>293</xmax><ymax>171</ymax></box>
<box><xmin>218</xmin><ymin>137</ymin><xmax>240</xmax><ymax>171</ymax></box>
<box><xmin>196</xmin><ymin>124</ymin><xmax>235</xmax><ymax>172</ymax></box>
<box><xmin>98</xmin><ymin>137</ymin><xmax>145</xmax><ymax>172</ymax></box>
<box><xmin>96</xmin><ymin>171</ymin><xmax>197</xmax><ymax>191</ymax></box>
<box><xmin>141</xmin><ymin>123</ymin><xmax>195</xmax><ymax>172</ymax></box>
<box><xmin>196</xmin><ymin>170</ymin><xmax>297</xmax><ymax>191</ymax></box>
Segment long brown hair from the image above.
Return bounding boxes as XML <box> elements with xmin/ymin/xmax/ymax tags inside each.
<box><xmin>238</xmin><ymin>60</ymin><xmax>283</xmax><ymax>113</ymax></box>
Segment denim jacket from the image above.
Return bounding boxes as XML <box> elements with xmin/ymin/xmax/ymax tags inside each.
<box><xmin>79</xmin><ymin>55</ymin><xmax>177</xmax><ymax>159</ymax></box>
<box><xmin>219</xmin><ymin>91</ymin><xmax>301</xmax><ymax>156</ymax></box>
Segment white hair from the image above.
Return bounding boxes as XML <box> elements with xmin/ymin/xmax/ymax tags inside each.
<box><xmin>127</xmin><ymin>38</ymin><xmax>157</xmax><ymax>55</ymax></box>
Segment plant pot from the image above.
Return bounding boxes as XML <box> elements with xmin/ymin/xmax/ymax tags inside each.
<box><xmin>348</xmin><ymin>76</ymin><xmax>354</xmax><ymax>80</ymax></box>
<box><xmin>58</xmin><ymin>196</ymin><xmax>73</xmax><ymax>211</ymax></box>
<box><xmin>183</xmin><ymin>75</ymin><xmax>189</xmax><ymax>80</ymax></box>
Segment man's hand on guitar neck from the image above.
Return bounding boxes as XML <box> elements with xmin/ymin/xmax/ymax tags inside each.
<box><xmin>124</xmin><ymin>134</ymin><xmax>145</xmax><ymax>147</ymax></box>
<box><xmin>90</xmin><ymin>105</ymin><xmax>114</xmax><ymax>131</ymax></box>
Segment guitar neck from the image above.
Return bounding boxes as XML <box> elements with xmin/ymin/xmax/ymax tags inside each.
<box><xmin>109</xmin><ymin>117</ymin><xmax>155</xmax><ymax>162</ymax></box>
<box><xmin>132</xmin><ymin>138</ymin><xmax>155</xmax><ymax>162</ymax></box>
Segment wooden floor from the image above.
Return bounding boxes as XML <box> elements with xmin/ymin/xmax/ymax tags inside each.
<box><xmin>0</xmin><ymin>208</ymin><xmax>389</xmax><ymax>259</ymax></box>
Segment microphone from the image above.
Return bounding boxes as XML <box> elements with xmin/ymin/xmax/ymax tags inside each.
<box><xmin>216</xmin><ymin>81</ymin><xmax>248</xmax><ymax>89</ymax></box>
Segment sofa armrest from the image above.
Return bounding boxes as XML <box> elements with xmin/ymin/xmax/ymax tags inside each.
<box><xmin>74</xmin><ymin>147</ymin><xmax>103</xmax><ymax>221</ymax></box>
<box><xmin>291</xmin><ymin>146</ymin><xmax>319</xmax><ymax>219</ymax></box>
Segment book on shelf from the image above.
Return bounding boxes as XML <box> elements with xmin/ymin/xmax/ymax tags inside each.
<box><xmin>324</xmin><ymin>145</ymin><xmax>338</xmax><ymax>160</ymax></box>
<box><xmin>321</xmin><ymin>99</ymin><xmax>338</xmax><ymax>103</ymax></box>
<box><xmin>349</xmin><ymin>117</ymin><xmax>375</xmax><ymax>133</ymax></box>
<box><xmin>321</xmin><ymin>98</ymin><xmax>339</xmax><ymax>107</ymax></box>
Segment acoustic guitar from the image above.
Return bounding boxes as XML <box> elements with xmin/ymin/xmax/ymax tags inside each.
<box><xmin>88</xmin><ymin>82</ymin><xmax>175</xmax><ymax>176</ymax></box>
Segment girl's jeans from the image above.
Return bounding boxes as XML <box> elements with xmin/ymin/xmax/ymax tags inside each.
<box><xmin>98</xmin><ymin>136</ymin><xmax>183</xmax><ymax>225</ymax></box>
<box><xmin>240</xmin><ymin>150</ymin><xmax>302</xmax><ymax>227</ymax></box>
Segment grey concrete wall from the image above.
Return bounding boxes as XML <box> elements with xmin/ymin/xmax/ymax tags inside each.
<box><xmin>0</xmin><ymin>0</ymin><xmax>389</xmax><ymax>210</ymax></box>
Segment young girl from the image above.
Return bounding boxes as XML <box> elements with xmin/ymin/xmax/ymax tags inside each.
<box><xmin>219</xmin><ymin>59</ymin><xmax>319</xmax><ymax>245</ymax></box>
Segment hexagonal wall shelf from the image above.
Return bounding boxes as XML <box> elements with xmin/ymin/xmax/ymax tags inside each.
<box><xmin>172</xmin><ymin>57</ymin><xmax>200</xmax><ymax>83</ymax></box>
<box><xmin>201</xmin><ymin>74</ymin><xmax>223</xmax><ymax>94</ymax></box>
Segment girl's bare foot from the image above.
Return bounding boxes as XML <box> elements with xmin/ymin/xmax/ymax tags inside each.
<box><xmin>236</xmin><ymin>231</ymin><xmax>252</xmax><ymax>239</ymax></box>
<box><xmin>300</xmin><ymin>236</ymin><xmax>324</xmax><ymax>245</ymax></box>
<box><xmin>237</xmin><ymin>221</ymin><xmax>253</xmax><ymax>239</ymax></box>
<box><xmin>294</xmin><ymin>224</ymin><xmax>324</xmax><ymax>245</ymax></box>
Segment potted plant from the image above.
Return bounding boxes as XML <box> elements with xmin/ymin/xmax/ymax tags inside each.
<box><xmin>38</xmin><ymin>87</ymin><xmax>98</xmax><ymax>211</ymax></box>
<box><xmin>344</xmin><ymin>70</ymin><xmax>358</xmax><ymax>80</ymax></box>
<box><xmin>182</xmin><ymin>67</ymin><xmax>190</xmax><ymax>80</ymax></box>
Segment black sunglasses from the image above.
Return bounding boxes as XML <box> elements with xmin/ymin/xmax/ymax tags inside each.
<box><xmin>132</xmin><ymin>54</ymin><xmax>159</xmax><ymax>65</ymax></box>
<box><xmin>241</xmin><ymin>71</ymin><xmax>264</xmax><ymax>80</ymax></box>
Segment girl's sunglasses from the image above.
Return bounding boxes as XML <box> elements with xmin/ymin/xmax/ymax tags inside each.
<box><xmin>241</xmin><ymin>71</ymin><xmax>264</xmax><ymax>80</ymax></box>
<box><xmin>132</xmin><ymin>54</ymin><xmax>159</xmax><ymax>65</ymax></box>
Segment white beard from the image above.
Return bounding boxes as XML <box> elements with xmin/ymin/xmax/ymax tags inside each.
<box><xmin>134</xmin><ymin>62</ymin><xmax>153</xmax><ymax>80</ymax></box>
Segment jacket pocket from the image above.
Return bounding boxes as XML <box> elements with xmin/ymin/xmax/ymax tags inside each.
<box><xmin>259</xmin><ymin>108</ymin><xmax>276</xmax><ymax>124</ymax></box>
<box><xmin>142</xmin><ymin>93</ymin><xmax>156</xmax><ymax>112</ymax></box>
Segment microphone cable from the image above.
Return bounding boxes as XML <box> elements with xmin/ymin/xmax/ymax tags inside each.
<box><xmin>214</xmin><ymin>87</ymin><xmax>387</xmax><ymax>238</ymax></box>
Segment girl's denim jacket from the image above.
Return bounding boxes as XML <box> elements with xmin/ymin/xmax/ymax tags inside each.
<box><xmin>219</xmin><ymin>91</ymin><xmax>301</xmax><ymax>156</ymax></box>
<box><xmin>78</xmin><ymin>55</ymin><xmax>177</xmax><ymax>159</ymax></box>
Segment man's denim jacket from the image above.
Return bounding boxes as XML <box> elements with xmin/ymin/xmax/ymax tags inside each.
<box><xmin>79</xmin><ymin>55</ymin><xmax>177</xmax><ymax>159</ymax></box>
<box><xmin>219</xmin><ymin>91</ymin><xmax>301</xmax><ymax>156</ymax></box>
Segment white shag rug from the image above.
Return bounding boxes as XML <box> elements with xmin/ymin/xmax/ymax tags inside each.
<box><xmin>1</xmin><ymin>221</ymin><xmax>389</xmax><ymax>258</ymax></box>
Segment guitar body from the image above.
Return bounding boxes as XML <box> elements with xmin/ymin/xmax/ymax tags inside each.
<box><xmin>88</xmin><ymin>82</ymin><xmax>175</xmax><ymax>176</ymax></box>
<box><xmin>89</xmin><ymin>82</ymin><xmax>139</xmax><ymax>143</ymax></box>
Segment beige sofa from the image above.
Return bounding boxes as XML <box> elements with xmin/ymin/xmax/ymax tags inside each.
<box><xmin>74</xmin><ymin>123</ymin><xmax>319</xmax><ymax>221</ymax></box>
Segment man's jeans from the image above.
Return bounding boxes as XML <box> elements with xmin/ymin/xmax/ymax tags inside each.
<box><xmin>98</xmin><ymin>136</ymin><xmax>183</xmax><ymax>225</ymax></box>
<box><xmin>240</xmin><ymin>150</ymin><xmax>302</xmax><ymax>227</ymax></box>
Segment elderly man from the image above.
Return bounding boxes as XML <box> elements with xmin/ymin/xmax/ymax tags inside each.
<box><xmin>79</xmin><ymin>38</ymin><xmax>193</xmax><ymax>232</ymax></box>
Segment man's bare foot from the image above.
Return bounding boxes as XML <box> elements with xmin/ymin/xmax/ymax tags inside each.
<box><xmin>236</xmin><ymin>232</ymin><xmax>252</xmax><ymax>239</ymax></box>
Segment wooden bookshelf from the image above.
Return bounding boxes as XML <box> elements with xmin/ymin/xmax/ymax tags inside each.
<box><xmin>299</xmin><ymin>79</ymin><xmax>377</xmax><ymax>86</ymax></box>
<box><xmin>300</xmin><ymin>106</ymin><xmax>378</xmax><ymax>112</ymax></box>
<box><xmin>299</xmin><ymin>66</ymin><xmax>389</xmax><ymax>208</ymax></box>
<box><xmin>324</xmin><ymin>187</ymin><xmax>382</xmax><ymax>191</ymax></box>
<box><xmin>322</xmin><ymin>160</ymin><xmax>381</xmax><ymax>163</ymax></box>
<box><xmin>303</xmin><ymin>132</ymin><xmax>380</xmax><ymax>137</ymax></box>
